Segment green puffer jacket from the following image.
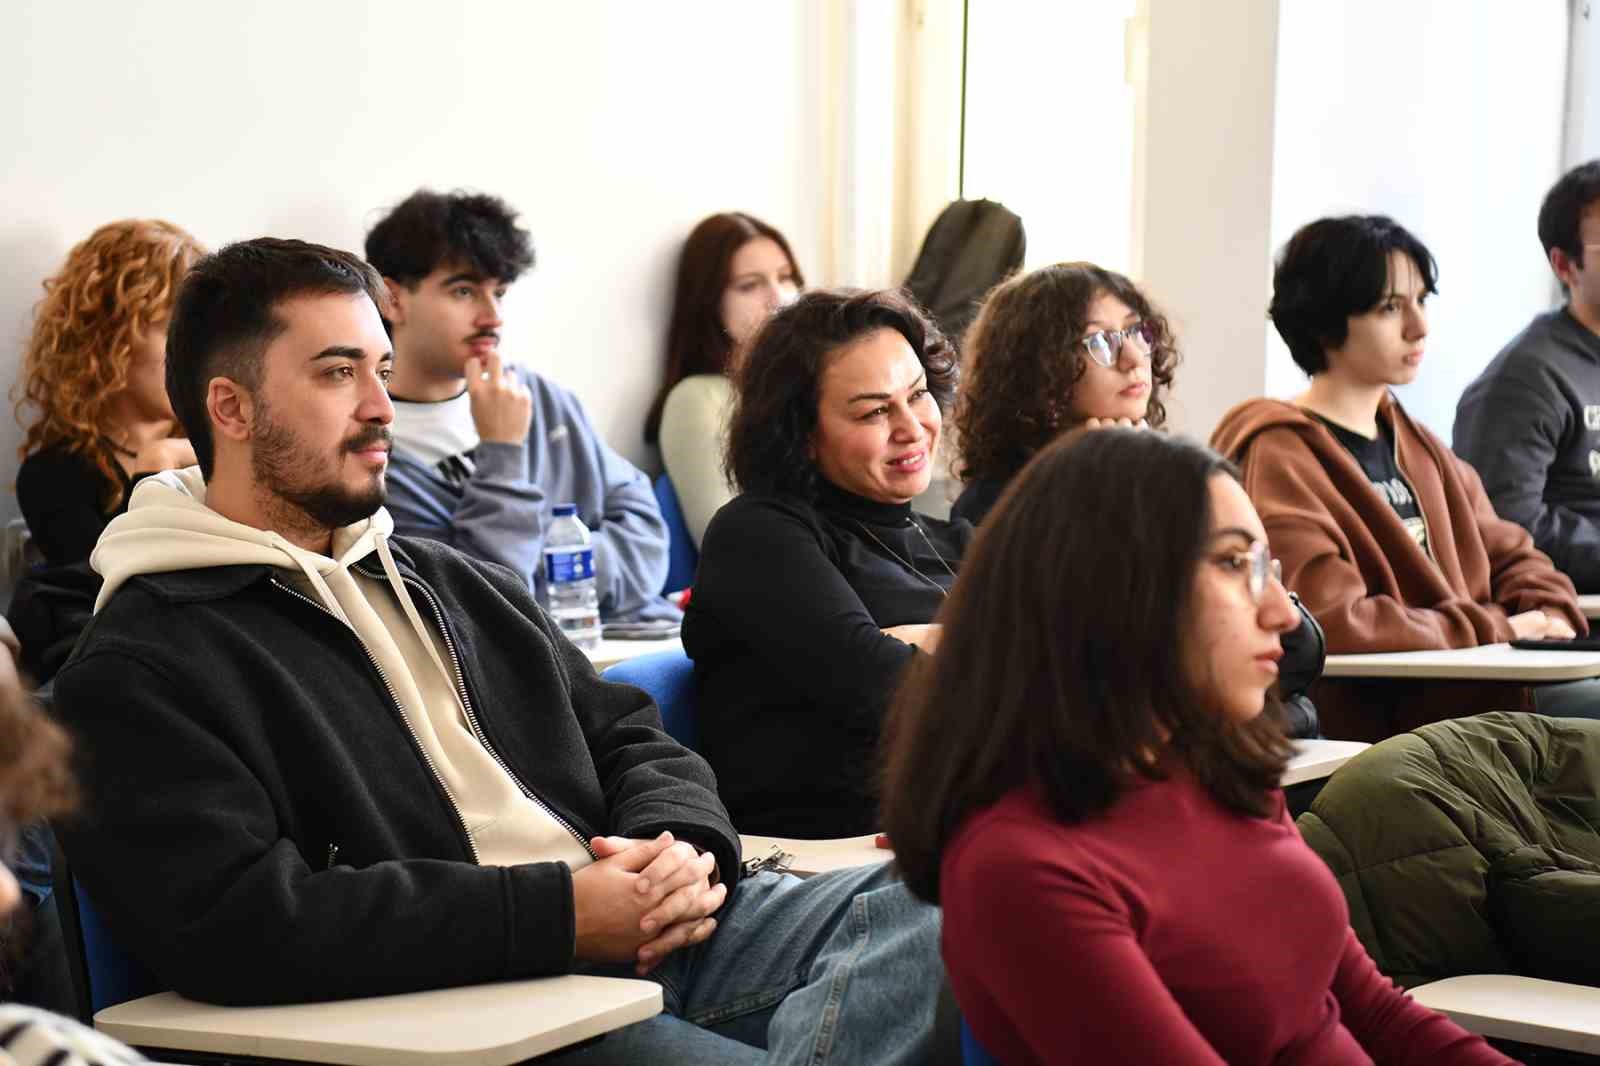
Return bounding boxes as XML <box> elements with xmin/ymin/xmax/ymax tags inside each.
<box><xmin>1297</xmin><ymin>711</ymin><xmax>1600</xmax><ymax>989</ymax></box>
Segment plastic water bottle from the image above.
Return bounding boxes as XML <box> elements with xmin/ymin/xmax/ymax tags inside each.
<box><xmin>543</xmin><ymin>503</ymin><xmax>601</xmax><ymax>652</ymax></box>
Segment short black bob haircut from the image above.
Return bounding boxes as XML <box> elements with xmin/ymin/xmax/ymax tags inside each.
<box><xmin>725</xmin><ymin>288</ymin><xmax>956</xmax><ymax>502</ymax></box>
<box><xmin>166</xmin><ymin>238</ymin><xmax>388</xmax><ymax>479</ymax></box>
<box><xmin>1268</xmin><ymin>214</ymin><xmax>1438</xmax><ymax>376</ymax></box>
<box><xmin>364</xmin><ymin>189</ymin><xmax>534</xmax><ymax>289</ymax></box>
<box><xmin>1538</xmin><ymin>159</ymin><xmax>1600</xmax><ymax>275</ymax></box>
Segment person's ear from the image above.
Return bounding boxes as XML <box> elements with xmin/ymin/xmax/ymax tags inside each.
<box><xmin>382</xmin><ymin>278</ymin><xmax>409</xmax><ymax>328</ymax></box>
<box><xmin>1551</xmin><ymin>247</ymin><xmax>1581</xmax><ymax>291</ymax></box>
<box><xmin>207</xmin><ymin>377</ymin><xmax>255</xmax><ymax>449</ymax></box>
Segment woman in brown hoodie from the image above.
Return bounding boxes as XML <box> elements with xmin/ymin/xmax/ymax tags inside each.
<box><xmin>1211</xmin><ymin>216</ymin><xmax>1593</xmax><ymax>732</ymax></box>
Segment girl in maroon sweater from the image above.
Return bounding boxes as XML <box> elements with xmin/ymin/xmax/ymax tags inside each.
<box><xmin>882</xmin><ymin>429</ymin><xmax>1512</xmax><ymax>1065</ymax></box>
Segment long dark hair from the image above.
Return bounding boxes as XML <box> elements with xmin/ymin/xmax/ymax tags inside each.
<box><xmin>883</xmin><ymin>429</ymin><xmax>1292</xmax><ymax>903</ymax></box>
<box><xmin>643</xmin><ymin>212</ymin><xmax>804</xmax><ymax>444</ymax></box>
<box><xmin>725</xmin><ymin>288</ymin><xmax>956</xmax><ymax>501</ymax></box>
<box><xmin>955</xmin><ymin>262</ymin><xmax>1179</xmax><ymax>485</ymax></box>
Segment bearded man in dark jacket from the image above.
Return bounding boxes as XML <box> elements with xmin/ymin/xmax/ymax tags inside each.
<box><xmin>54</xmin><ymin>238</ymin><xmax>943</xmax><ymax>1066</ymax></box>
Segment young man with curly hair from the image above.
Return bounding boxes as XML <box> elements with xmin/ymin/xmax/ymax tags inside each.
<box><xmin>366</xmin><ymin>190</ymin><xmax>678</xmax><ymax>623</ymax></box>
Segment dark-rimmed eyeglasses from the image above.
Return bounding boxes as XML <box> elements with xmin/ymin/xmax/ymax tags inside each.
<box><xmin>1081</xmin><ymin>320</ymin><xmax>1157</xmax><ymax>368</ymax></box>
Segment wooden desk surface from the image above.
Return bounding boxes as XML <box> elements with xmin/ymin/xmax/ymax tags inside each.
<box><xmin>96</xmin><ymin>976</ymin><xmax>662</xmax><ymax>1066</ymax></box>
<box><xmin>1282</xmin><ymin>739</ymin><xmax>1368</xmax><ymax>786</ymax></box>
<box><xmin>1323</xmin><ymin>643</ymin><xmax>1600</xmax><ymax>682</ymax></box>
<box><xmin>587</xmin><ymin>636</ymin><xmax>683</xmax><ymax>672</ymax></box>
<box><xmin>1410</xmin><ymin>974</ymin><xmax>1600</xmax><ymax>1053</ymax></box>
<box><xmin>739</xmin><ymin>834</ymin><xmax>889</xmax><ymax>877</ymax></box>
<box><xmin>1579</xmin><ymin>594</ymin><xmax>1600</xmax><ymax>621</ymax></box>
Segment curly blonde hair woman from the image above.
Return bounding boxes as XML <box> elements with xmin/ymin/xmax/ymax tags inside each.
<box><xmin>15</xmin><ymin>220</ymin><xmax>204</xmax><ymax>565</ymax></box>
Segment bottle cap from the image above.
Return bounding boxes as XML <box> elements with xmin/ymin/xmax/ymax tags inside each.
<box><xmin>553</xmin><ymin>503</ymin><xmax>578</xmax><ymax>517</ymax></box>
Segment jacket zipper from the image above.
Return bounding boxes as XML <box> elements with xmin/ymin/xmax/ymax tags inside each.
<box><xmin>378</xmin><ymin>566</ymin><xmax>597</xmax><ymax>861</ymax></box>
<box><xmin>1390</xmin><ymin>433</ymin><xmax>1436</xmax><ymax>563</ymax></box>
<box><xmin>269</xmin><ymin>578</ymin><xmax>481</xmax><ymax>863</ymax></box>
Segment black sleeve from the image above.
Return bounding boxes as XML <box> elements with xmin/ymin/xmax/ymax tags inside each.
<box><xmin>54</xmin><ymin>649</ymin><xmax>582</xmax><ymax>1005</ymax></box>
<box><xmin>16</xmin><ymin>450</ymin><xmax>116</xmax><ymax>567</ymax></box>
<box><xmin>472</xmin><ymin>556</ymin><xmax>742</xmax><ymax>886</ymax></box>
<box><xmin>425</xmin><ymin>542</ymin><xmax>740</xmax><ymax>883</ymax></box>
<box><xmin>692</xmin><ymin>498</ymin><xmax>919</xmax><ymax>720</ymax></box>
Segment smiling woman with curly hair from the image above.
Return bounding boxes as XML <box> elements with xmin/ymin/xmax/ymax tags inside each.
<box><xmin>15</xmin><ymin>220</ymin><xmax>205</xmax><ymax>565</ymax></box>
<box><xmin>950</xmin><ymin>262</ymin><xmax>1180</xmax><ymax>525</ymax></box>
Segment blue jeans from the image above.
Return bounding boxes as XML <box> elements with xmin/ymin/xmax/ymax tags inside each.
<box><xmin>552</xmin><ymin>861</ymin><xmax>943</xmax><ymax>1065</ymax></box>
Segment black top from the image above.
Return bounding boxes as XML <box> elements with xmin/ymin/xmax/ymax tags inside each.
<box><xmin>951</xmin><ymin>476</ymin><xmax>1006</xmax><ymax>526</ymax></box>
<box><xmin>1309</xmin><ymin>413</ymin><xmax>1429</xmax><ymax>554</ymax></box>
<box><xmin>1455</xmin><ymin>308</ymin><xmax>1600</xmax><ymax>591</ymax></box>
<box><xmin>54</xmin><ymin>535</ymin><xmax>735</xmax><ymax>1004</ymax></box>
<box><xmin>16</xmin><ymin>443</ymin><xmax>134</xmax><ymax>566</ymax></box>
<box><xmin>684</xmin><ymin>481</ymin><xmax>975</xmax><ymax>837</ymax></box>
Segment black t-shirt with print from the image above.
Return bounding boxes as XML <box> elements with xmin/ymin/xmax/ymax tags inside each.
<box><xmin>1311</xmin><ymin>413</ymin><xmax>1429</xmax><ymax>554</ymax></box>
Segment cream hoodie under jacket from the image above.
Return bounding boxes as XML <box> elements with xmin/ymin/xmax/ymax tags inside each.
<box><xmin>91</xmin><ymin>468</ymin><xmax>594</xmax><ymax>871</ymax></box>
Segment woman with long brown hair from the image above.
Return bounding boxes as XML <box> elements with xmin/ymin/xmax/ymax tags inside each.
<box><xmin>15</xmin><ymin>220</ymin><xmax>205</xmax><ymax>565</ymax></box>
<box><xmin>645</xmin><ymin>212</ymin><xmax>802</xmax><ymax>546</ymax></box>
<box><xmin>881</xmin><ymin>429</ymin><xmax>1509</xmax><ymax>1065</ymax></box>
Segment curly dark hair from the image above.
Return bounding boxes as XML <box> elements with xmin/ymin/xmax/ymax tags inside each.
<box><xmin>883</xmin><ymin>429</ymin><xmax>1291</xmax><ymax>903</ymax></box>
<box><xmin>364</xmin><ymin>189</ymin><xmax>534</xmax><ymax>288</ymax></box>
<box><xmin>954</xmin><ymin>262</ymin><xmax>1178</xmax><ymax>486</ymax></box>
<box><xmin>726</xmin><ymin>289</ymin><xmax>956</xmax><ymax>501</ymax></box>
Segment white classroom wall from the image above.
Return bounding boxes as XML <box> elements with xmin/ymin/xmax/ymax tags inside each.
<box><xmin>0</xmin><ymin>1</ymin><xmax>856</xmax><ymax>526</ymax></box>
<box><xmin>1266</xmin><ymin>0</ymin><xmax>1570</xmax><ymax>441</ymax></box>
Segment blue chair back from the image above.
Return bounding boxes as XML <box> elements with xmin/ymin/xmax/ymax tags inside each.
<box><xmin>602</xmin><ymin>649</ymin><xmax>697</xmax><ymax>749</ymax></box>
<box><xmin>74</xmin><ymin>880</ymin><xmax>161</xmax><ymax>1013</ymax></box>
<box><xmin>652</xmin><ymin>473</ymin><xmax>699</xmax><ymax>594</ymax></box>
<box><xmin>961</xmin><ymin>1018</ymin><xmax>1001</xmax><ymax>1066</ymax></box>
<box><xmin>52</xmin><ymin>839</ymin><xmax>161</xmax><ymax>1020</ymax></box>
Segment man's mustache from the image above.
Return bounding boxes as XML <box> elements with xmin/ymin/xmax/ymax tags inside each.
<box><xmin>344</xmin><ymin>427</ymin><xmax>393</xmax><ymax>454</ymax></box>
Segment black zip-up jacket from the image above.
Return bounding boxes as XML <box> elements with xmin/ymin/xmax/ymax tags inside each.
<box><xmin>1455</xmin><ymin>308</ymin><xmax>1600</xmax><ymax>592</ymax></box>
<box><xmin>53</xmin><ymin>535</ymin><xmax>739</xmax><ymax>1006</ymax></box>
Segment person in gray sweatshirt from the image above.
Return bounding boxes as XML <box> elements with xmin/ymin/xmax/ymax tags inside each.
<box><xmin>1456</xmin><ymin>160</ymin><xmax>1600</xmax><ymax>592</ymax></box>
<box><xmin>367</xmin><ymin>189</ymin><xmax>680</xmax><ymax>623</ymax></box>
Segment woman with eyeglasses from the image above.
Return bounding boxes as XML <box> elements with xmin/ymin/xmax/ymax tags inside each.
<box><xmin>952</xmin><ymin>263</ymin><xmax>1327</xmax><ymax>737</ymax></box>
<box><xmin>881</xmin><ymin>429</ymin><xmax>1513</xmax><ymax>1065</ymax></box>
<box><xmin>950</xmin><ymin>262</ymin><xmax>1176</xmax><ymax>525</ymax></box>
<box><xmin>683</xmin><ymin>289</ymin><xmax>973</xmax><ymax>838</ymax></box>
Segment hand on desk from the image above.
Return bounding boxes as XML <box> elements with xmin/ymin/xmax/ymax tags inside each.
<box><xmin>883</xmin><ymin>623</ymin><xmax>942</xmax><ymax>653</ymax></box>
<box><xmin>576</xmin><ymin>832</ymin><xmax>724</xmax><ymax>975</ymax></box>
<box><xmin>1509</xmin><ymin>610</ymin><xmax>1575</xmax><ymax>641</ymax></box>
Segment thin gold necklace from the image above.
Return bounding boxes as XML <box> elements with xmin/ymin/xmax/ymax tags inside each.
<box><xmin>853</xmin><ymin>518</ymin><xmax>958</xmax><ymax>598</ymax></box>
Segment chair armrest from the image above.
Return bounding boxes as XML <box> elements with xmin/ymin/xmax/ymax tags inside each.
<box><xmin>1409</xmin><ymin>974</ymin><xmax>1600</xmax><ymax>1054</ymax></box>
<box><xmin>95</xmin><ymin>975</ymin><xmax>662</xmax><ymax>1065</ymax></box>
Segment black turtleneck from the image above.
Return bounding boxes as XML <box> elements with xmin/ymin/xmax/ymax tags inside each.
<box><xmin>683</xmin><ymin>481</ymin><xmax>974</xmax><ymax>837</ymax></box>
